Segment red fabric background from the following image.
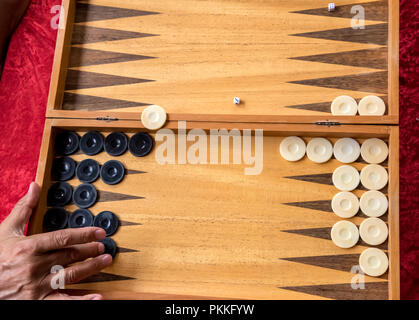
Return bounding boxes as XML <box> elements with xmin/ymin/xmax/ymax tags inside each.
<box><xmin>0</xmin><ymin>0</ymin><xmax>59</xmax><ymax>216</ymax></box>
<box><xmin>399</xmin><ymin>0</ymin><xmax>419</xmax><ymax>301</ymax></box>
<box><xmin>0</xmin><ymin>0</ymin><xmax>417</xmax><ymax>299</ymax></box>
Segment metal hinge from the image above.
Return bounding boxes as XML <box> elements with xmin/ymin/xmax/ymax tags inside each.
<box><xmin>315</xmin><ymin>121</ymin><xmax>341</xmax><ymax>127</ymax></box>
<box><xmin>96</xmin><ymin>116</ymin><xmax>119</xmax><ymax>122</ymax></box>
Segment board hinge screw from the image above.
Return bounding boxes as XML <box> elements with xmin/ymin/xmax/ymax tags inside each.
<box><xmin>315</xmin><ymin>121</ymin><xmax>341</xmax><ymax>127</ymax></box>
<box><xmin>96</xmin><ymin>116</ymin><xmax>119</xmax><ymax>122</ymax></box>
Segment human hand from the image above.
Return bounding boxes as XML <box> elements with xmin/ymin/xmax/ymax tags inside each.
<box><xmin>0</xmin><ymin>182</ymin><xmax>113</xmax><ymax>300</ymax></box>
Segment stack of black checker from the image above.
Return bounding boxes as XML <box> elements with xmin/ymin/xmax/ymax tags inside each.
<box><xmin>44</xmin><ymin>130</ymin><xmax>154</xmax><ymax>258</ymax></box>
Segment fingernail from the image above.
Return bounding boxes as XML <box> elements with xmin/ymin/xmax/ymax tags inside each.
<box><xmin>90</xmin><ymin>294</ymin><xmax>102</xmax><ymax>300</ymax></box>
<box><xmin>95</xmin><ymin>229</ymin><xmax>106</xmax><ymax>240</ymax></box>
<box><xmin>97</xmin><ymin>242</ymin><xmax>105</xmax><ymax>254</ymax></box>
<box><xmin>27</xmin><ymin>182</ymin><xmax>34</xmax><ymax>195</ymax></box>
<box><xmin>101</xmin><ymin>254</ymin><xmax>112</xmax><ymax>265</ymax></box>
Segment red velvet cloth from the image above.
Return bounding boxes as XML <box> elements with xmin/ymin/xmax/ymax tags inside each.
<box><xmin>399</xmin><ymin>0</ymin><xmax>419</xmax><ymax>301</ymax></box>
<box><xmin>0</xmin><ymin>0</ymin><xmax>418</xmax><ymax>299</ymax></box>
<box><xmin>0</xmin><ymin>0</ymin><xmax>59</xmax><ymax>219</ymax></box>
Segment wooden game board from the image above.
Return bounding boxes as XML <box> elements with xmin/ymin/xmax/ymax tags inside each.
<box><xmin>29</xmin><ymin>0</ymin><xmax>400</xmax><ymax>299</ymax></box>
<box><xmin>47</xmin><ymin>0</ymin><xmax>398</xmax><ymax>124</ymax></box>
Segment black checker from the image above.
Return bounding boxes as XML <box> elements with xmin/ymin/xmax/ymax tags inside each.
<box><xmin>93</xmin><ymin>211</ymin><xmax>119</xmax><ymax>236</ymax></box>
<box><xmin>128</xmin><ymin>132</ymin><xmax>154</xmax><ymax>157</ymax></box>
<box><xmin>100</xmin><ymin>160</ymin><xmax>125</xmax><ymax>185</ymax></box>
<box><xmin>104</xmin><ymin>132</ymin><xmax>128</xmax><ymax>156</ymax></box>
<box><xmin>80</xmin><ymin>131</ymin><xmax>104</xmax><ymax>155</ymax></box>
<box><xmin>43</xmin><ymin>207</ymin><xmax>69</xmax><ymax>232</ymax></box>
<box><xmin>99</xmin><ymin>237</ymin><xmax>118</xmax><ymax>258</ymax></box>
<box><xmin>47</xmin><ymin>182</ymin><xmax>72</xmax><ymax>207</ymax></box>
<box><xmin>73</xmin><ymin>183</ymin><xmax>98</xmax><ymax>209</ymax></box>
<box><xmin>68</xmin><ymin>208</ymin><xmax>94</xmax><ymax>228</ymax></box>
<box><xmin>76</xmin><ymin>159</ymin><xmax>100</xmax><ymax>183</ymax></box>
<box><xmin>51</xmin><ymin>157</ymin><xmax>76</xmax><ymax>181</ymax></box>
<box><xmin>55</xmin><ymin>131</ymin><xmax>80</xmax><ymax>156</ymax></box>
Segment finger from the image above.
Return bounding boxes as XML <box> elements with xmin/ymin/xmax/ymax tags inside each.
<box><xmin>42</xmin><ymin>242</ymin><xmax>105</xmax><ymax>268</ymax></box>
<box><xmin>32</xmin><ymin>227</ymin><xmax>106</xmax><ymax>253</ymax></box>
<box><xmin>46</xmin><ymin>254</ymin><xmax>113</xmax><ymax>286</ymax></box>
<box><xmin>1</xmin><ymin>182</ymin><xmax>40</xmax><ymax>235</ymax></box>
<box><xmin>45</xmin><ymin>292</ymin><xmax>103</xmax><ymax>300</ymax></box>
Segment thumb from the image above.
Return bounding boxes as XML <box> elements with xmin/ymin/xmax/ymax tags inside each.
<box><xmin>44</xmin><ymin>292</ymin><xmax>103</xmax><ymax>300</ymax></box>
<box><xmin>1</xmin><ymin>182</ymin><xmax>40</xmax><ymax>235</ymax></box>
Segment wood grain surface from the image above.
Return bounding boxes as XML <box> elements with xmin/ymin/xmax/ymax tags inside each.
<box><xmin>37</xmin><ymin>0</ymin><xmax>400</xmax><ymax>300</ymax></box>
<box><xmin>29</xmin><ymin>122</ymin><xmax>397</xmax><ymax>299</ymax></box>
<box><xmin>46</xmin><ymin>0</ymin><xmax>397</xmax><ymax>122</ymax></box>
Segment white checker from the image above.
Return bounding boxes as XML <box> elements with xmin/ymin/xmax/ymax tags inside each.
<box><xmin>333</xmin><ymin>138</ymin><xmax>361</xmax><ymax>163</ymax></box>
<box><xmin>331</xmin><ymin>220</ymin><xmax>359</xmax><ymax>249</ymax></box>
<box><xmin>360</xmin><ymin>164</ymin><xmax>388</xmax><ymax>190</ymax></box>
<box><xmin>141</xmin><ymin>105</ymin><xmax>167</xmax><ymax>130</ymax></box>
<box><xmin>359</xmin><ymin>248</ymin><xmax>389</xmax><ymax>277</ymax></box>
<box><xmin>361</xmin><ymin>138</ymin><xmax>389</xmax><ymax>164</ymax></box>
<box><xmin>359</xmin><ymin>217</ymin><xmax>388</xmax><ymax>246</ymax></box>
<box><xmin>358</xmin><ymin>95</ymin><xmax>386</xmax><ymax>116</ymax></box>
<box><xmin>360</xmin><ymin>190</ymin><xmax>388</xmax><ymax>217</ymax></box>
<box><xmin>306</xmin><ymin>138</ymin><xmax>333</xmax><ymax>163</ymax></box>
<box><xmin>331</xmin><ymin>192</ymin><xmax>359</xmax><ymax>218</ymax></box>
<box><xmin>332</xmin><ymin>165</ymin><xmax>360</xmax><ymax>191</ymax></box>
<box><xmin>331</xmin><ymin>95</ymin><xmax>358</xmax><ymax>115</ymax></box>
<box><xmin>279</xmin><ymin>136</ymin><xmax>306</xmax><ymax>162</ymax></box>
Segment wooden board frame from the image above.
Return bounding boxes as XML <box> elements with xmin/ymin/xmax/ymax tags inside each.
<box><xmin>45</xmin><ymin>0</ymin><xmax>399</xmax><ymax>125</ymax></box>
<box><xmin>29</xmin><ymin>119</ymin><xmax>400</xmax><ymax>300</ymax></box>
<box><xmin>35</xmin><ymin>0</ymin><xmax>400</xmax><ymax>301</ymax></box>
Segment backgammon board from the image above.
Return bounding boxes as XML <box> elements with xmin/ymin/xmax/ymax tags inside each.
<box><xmin>29</xmin><ymin>0</ymin><xmax>399</xmax><ymax>299</ymax></box>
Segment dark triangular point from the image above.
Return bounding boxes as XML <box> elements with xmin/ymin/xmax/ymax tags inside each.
<box><xmin>281</xmin><ymin>254</ymin><xmax>388</xmax><ymax>279</ymax></box>
<box><xmin>283</xmin><ymin>227</ymin><xmax>331</xmax><ymax>241</ymax></box>
<box><xmin>120</xmin><ymin>220</ymin><xmax>142</xmax><ymax>227</ymax></box>
<box><xmin>282</xmin><ymin>254</ymin><xmax>360</xmax><ymax>273</ymax></box>
<box><xmin>62</xmin><ymin>93</ymin><xmax>148</xmax><ymax>111</ymax></box>
<box><xmin>285</xmin><ymin>95</ymin><xmax>388</xmax><ymax>113</ymax></box>
<box><xmin>65</xmin><ymin>70</ymin><xmax>153</xmax><ymax>90</ymax></box>
<box><xmin>284</xmin><ymin>172</ymin><xmax>388</xmax><ymax>192</ymax></box>
<box><xmin>69</xmin><ymin>47</ymin><xmax>155</xmax><ymax>67</ymax></box>
<box><xmin>283</xmin><ymin>200</ymin><xmax>332</xmax><ymax>213</ymax></box>
<box><xmin>291</xmin><ymin>23</ymin><xmax>388</xmax><ymax>46</ymax></box>
<box><xmin>79</xmin><ymin>272</ymin><xmax>135</xmax><ymax>283</ymax></box>
<box><xmin>283</xmin><ymin>200</ymin><xmax>388</xmax><ymax>221</ymax></box>
<box><xmin>285</xmin><ymin>173</ymin><xmax>333</xmax><ymax>186</ymax></box>
<box><xmin>126</xmin><ymin>169</ymin><xmax>147</xmax><ymax>175</ymax></box>
<box><xmin>284</xmin><ymin>101</ymin><xmax>331</xmax><ymax>113</ymax></box>
<box><xmin>290</xmin><ymin>47</ymin><xmax>388</xmax><ymax>69</ymax></box>
<box><xmin>282</xmin><ymin>227</ymin><xmax>388</xmax><ymax>250</ymax></box>
<box><xmin>118</xmin><ymin>247</ymin><xmax>139</xmax><ymax>253</ymax></box>
<box><xmin>280</xmin><ymin>282</ymin><xmax>388</xmax><ymax>300</ymax></box>
<box><xmin>288</xmin><ymin>71</ymin><xmax>387</xmax><ymax>94</ymax></box>
<box><xmin>98</xmin><ymin>190</ymin><xmax>145</xmax><ymax>202</ymax></box>
<box><xmin>72</xmin><ymin>25</ymin><xmax>157</xmax><ymax>45</ymax></box>
<box><xmin>75</xmin><ymin>3</ymin><xmax>160</xmax><ymax>23</ymax></box>
<box><xmin>290</xmin><ymin>1</ymin><xmax>388</xmax><ymax>22</ymax></box>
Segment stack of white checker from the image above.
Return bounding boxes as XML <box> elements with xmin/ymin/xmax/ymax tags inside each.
<box><xmin>280</xmin><ymin>136</ymin><xmax>390</xmax><ymax>277</ymax></box>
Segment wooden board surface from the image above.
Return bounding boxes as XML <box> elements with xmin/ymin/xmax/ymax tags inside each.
<box><xmin>29</xmin><ymin>121</ymin><xmax>399</xmax><ymax>299</ymax></box>
<box><xmin>46</xmin><ymin>0</ymin><xmax>398</xmax><ymax>122</ymax></box>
